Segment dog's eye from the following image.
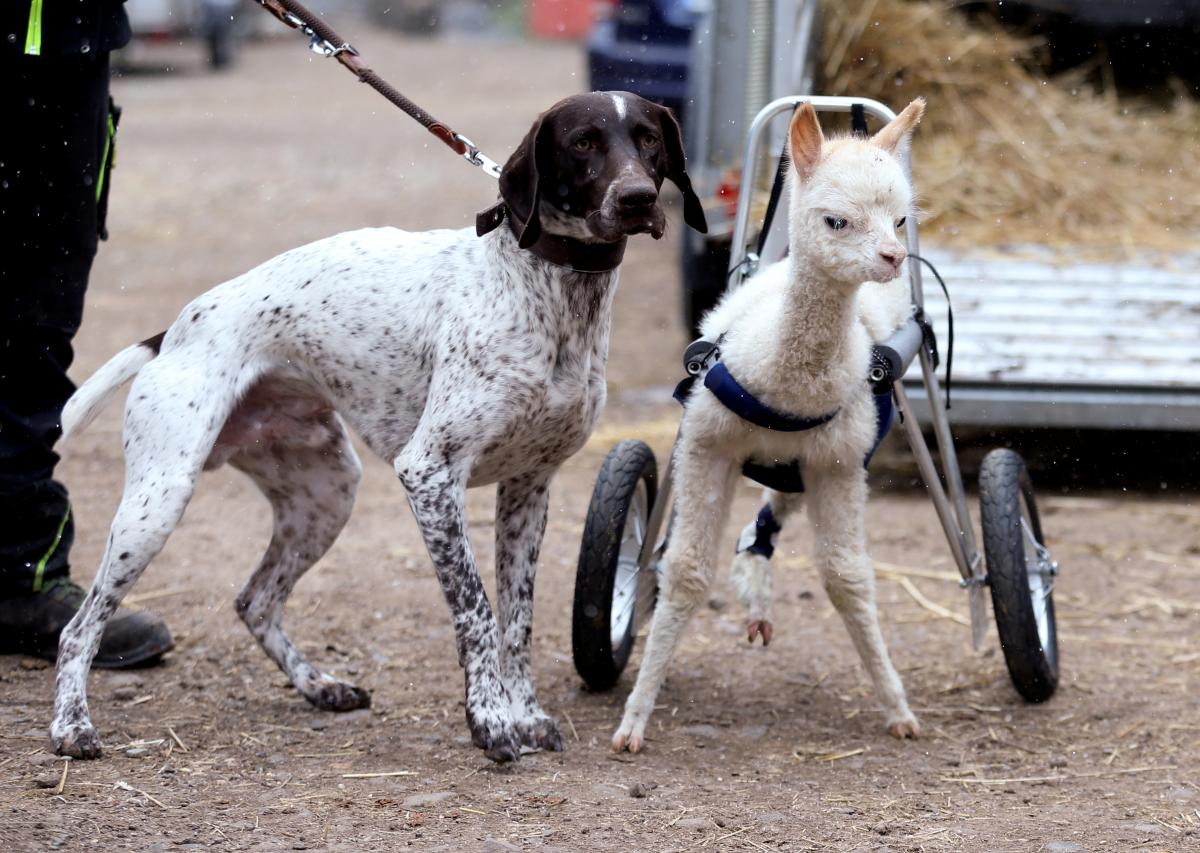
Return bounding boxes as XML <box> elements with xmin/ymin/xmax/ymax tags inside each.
<box><xmin>639</xmin><ymin>133</ymin><xmax>660</xmax><ymax>149</ymax></box>
<box><xmin>573</xmin><ymin>138</ymin><xmax>592</xmax><ymax>151</ymax></box>
<box><xmin>895</xmin><ymin>217</ymin><xmax>907</xmax><ymax>229</ymax></box>
<box><xmin>824</xmin><ymin>216</ymin><xmax>848</xmax><ymax>231</ymax></box>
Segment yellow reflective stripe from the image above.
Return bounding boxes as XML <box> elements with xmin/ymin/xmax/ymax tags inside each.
<box><xmin>32</xmin><ymin>507</ymin><xmax>70</xmax><ymax>593</ymax></box>
<box><xmin>24</xmin><ymin>0</ymin><xmax>43</xmax><ymax>56</ymax></box>
<box><xmin>96</xmin><ymin>112</ymin><xmax>115</xmax><ymax>202</ymax></box>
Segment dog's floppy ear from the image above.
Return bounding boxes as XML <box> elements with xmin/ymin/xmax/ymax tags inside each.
<box><xmin>871</xmin><ymin>97</ymin><xmax>925</xmax><ymax>158</ymax></box>
<box><xmin>650</xmin><ymin>102</ymin><xmax>708</xmax><ymax>235</ymax></box>
<box><xmin>499</xmin><ymin>112</ymin><xmax>555</xmax><ymax>249</ymax></box>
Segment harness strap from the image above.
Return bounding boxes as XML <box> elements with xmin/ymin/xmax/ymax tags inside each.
<box><xmin>703</xmin><ymin>362</ymin><xmax>839</xmax><ymax>432</ymax></box>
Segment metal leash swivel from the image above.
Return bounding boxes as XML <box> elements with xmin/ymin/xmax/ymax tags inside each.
<box><xmin>254</xmin><ymin>0</ymin><xmax>502</xmax><ymax>179</ymax></box>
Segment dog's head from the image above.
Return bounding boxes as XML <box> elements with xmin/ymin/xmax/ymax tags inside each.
<box><xmin>498</xmin><ymin>91</ymin><xmax>707</xmax><ymax>248</ymax></box>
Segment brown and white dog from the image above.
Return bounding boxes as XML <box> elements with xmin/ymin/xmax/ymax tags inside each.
<box><xmin>51</xmin><ymin>92</ymin><xmax>706</xmax><ymax>763</ymax></box>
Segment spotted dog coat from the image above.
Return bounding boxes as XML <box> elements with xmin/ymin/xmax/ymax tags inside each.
<box><xmin>49</xmin><ymin>92</ymin><xmax>706</xmax><ymax>764</ymax></box>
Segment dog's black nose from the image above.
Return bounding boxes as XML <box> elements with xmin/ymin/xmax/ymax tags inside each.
<box><xmin>617</xmin><ymin>185</ymin><xmax>658</xmax><ymax>209</ymax></box>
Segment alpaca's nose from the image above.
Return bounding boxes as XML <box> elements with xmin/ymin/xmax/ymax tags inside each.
<box><xmin>880</xmin><ymin>246</ymin><xmax>907</xmax><ymax>268</ymax></box>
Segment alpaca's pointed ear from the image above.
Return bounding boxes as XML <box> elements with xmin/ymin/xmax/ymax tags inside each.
<box><xmin>871</xmin><ymin>98</ymin><xmax>925</xmax><ymax>157</ymax></box>
<box><xmin>788</xmin><ymin>103</ymin><xmax>824</xmax><ymax>180</ymax></box>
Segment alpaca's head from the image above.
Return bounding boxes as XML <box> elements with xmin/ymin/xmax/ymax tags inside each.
<box><xmin>786</xmin><ymin>99</ymin><xmax>924</xmax><ymax>288</ymax></box>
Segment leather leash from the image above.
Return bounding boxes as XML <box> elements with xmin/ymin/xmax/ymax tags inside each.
<box><xmin>254</xmin><ymin>0</ymin><xmax>502</xmax><ymax>178</ymax></box>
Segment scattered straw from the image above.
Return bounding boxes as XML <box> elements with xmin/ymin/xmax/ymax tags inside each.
<box><xmin>562</xmin><ymin>710</ymin><xmax>580</xmax><ymax>742</ymax></box>
<box><xmin>821</xmin><ymin>0</ymin><xmax>1200</xmax><ymax>254</ymax></box>
<box><xmin>166</xmin><ymin>726</ymin><xmax>188</xmax><ymax>753</ymax></box>
<box><xmin>340</xmin><ymin>770</ymin><xmax>415</xmax><ymax>779</ymax></box>
<box><xmin>881</xmin><ymin>572</ymin><xmax>969</xmax><ymax>626</ymax></box>
<box><xmin>124</xmin><ymin>586</ymin><xmax>192</xmax><ymax>606</ymax></box>
<box><xmin>817</xmin><ymin>747</ymin><xmax>867</xmax><ymax>762</ymax></box>
<box><xmin>53</xmin><ymin>758</ymin><xmax>70</xmax><ymax>796</ymax></box>
<box><xmin>942</xmin><ymin>765</ymin><xmax>1165</xmax><ymax>785</ymax></box>
<box><xmin>115</xmin><ymin>780</ymin><xmax>167</xmax><ymax>808</ymax></box>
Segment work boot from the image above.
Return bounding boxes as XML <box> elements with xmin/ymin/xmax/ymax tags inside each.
<box><xmin>0</xmin><ymin>578</ymin><xmax>173</xmax><ymax>668</ymax></box>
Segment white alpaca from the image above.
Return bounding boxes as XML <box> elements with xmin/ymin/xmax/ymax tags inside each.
<box><xmin>613</xmin><ymin>100</ymin><xmax>926</xmax><ymax>753</ymax></box>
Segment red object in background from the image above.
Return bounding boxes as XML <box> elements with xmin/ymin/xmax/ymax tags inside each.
<box><xmin>529</xmin><ymin>0</ymin><xmax>613</xmax><ymax>40</ymax></box>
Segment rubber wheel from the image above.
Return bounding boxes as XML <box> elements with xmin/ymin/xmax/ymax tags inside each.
<box><xmin>572</xmin><ymin>440</ymin><xmax>657</xmax><ymax>691</ymax></box>
<box><xmin>979</xmin><ymin>448</ymin><xmax>1059</xmax><ymax>703</ymax></box>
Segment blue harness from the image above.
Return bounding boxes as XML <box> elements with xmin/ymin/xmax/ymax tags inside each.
<box><xmin>673</xmin><ymin>359</ymin><xmax>895</xmax><ymax>494</ymax></box>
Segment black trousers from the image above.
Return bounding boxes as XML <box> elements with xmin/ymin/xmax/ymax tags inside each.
<box><xmin>0</xmin><ymin>52</ymin><xmax>114</xmax><ymax>595</ymax></box>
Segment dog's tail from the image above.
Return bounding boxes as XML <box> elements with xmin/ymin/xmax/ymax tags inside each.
<box><xmin>61</xmin><ymin>332</ymin><xmax>164</xmax><ymax>444</ymax></box>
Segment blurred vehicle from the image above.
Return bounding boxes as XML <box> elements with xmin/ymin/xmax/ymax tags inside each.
<box><xmin>586</xmin><ymin>0</ymin><xmax>699</xmax><ymax>120</ymax></box>
<box><xmin>124</xmin><ymin>0</ymin><xmax>263</xmax><ymax>69</ymax></box>
<box><xmin>681</xmin><ymin>0</ymin><xmax>819</xmax><ymax>333</ymax></box>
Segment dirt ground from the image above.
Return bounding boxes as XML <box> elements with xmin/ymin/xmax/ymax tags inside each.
<box><xmin>2</xmin><ymin>32</ymin><xmax>1198</xmax><ymax>853</ymax></box>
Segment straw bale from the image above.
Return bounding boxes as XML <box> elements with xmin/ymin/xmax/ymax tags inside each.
<box><xmin>819</xmin><ymin>0</ymin><xmax>1200</xmax><ymax>255</ymax></box>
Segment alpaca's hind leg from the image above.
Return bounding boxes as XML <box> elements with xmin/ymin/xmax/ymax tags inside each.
<box><xmin>51</xmin><ymin>361</ymin><xmax>223</xmax><ymax>758</ymax></box>
<box><xmin>613</xmin><ymin>442</ymin><xmax>737</xmax><ymax>753</ymax></box>
<box><xmin>807</xmin><ymin>467</ymin><xmax>918</xmax><ymax>738</ymax></box>
<box><xmin>731</xmin><ymin>489</ymin><xmax>804</xmax><ymax>645</ymax></box>
<box><xmin>230</xmin><ymin>413</ymin><xmax>368</xmax><ymax>711</ymax></box>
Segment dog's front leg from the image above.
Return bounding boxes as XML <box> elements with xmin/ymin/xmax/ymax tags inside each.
<box><xmin>495</xmin><ymin>471</ymin><xmax>563</xmax><ymax>753</ymax></box>
<box><xmin>395</xmin><ymin>450</ymin><xmax>519</xmax><ymax>763</ymax></box>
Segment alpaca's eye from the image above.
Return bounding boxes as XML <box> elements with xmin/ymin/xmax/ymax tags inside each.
<box><xmin>824</xmin><ymin>216</ymin><xmax>848</xmax><ymax>230</ymax></box>
<box><xmin>896</xmin><ymin>217</ymin><xmax>907</xmax><ymax>229</ymax></box>
<box><xmin>573</xmin><ymin>137</ymin><xmax>592</xmax><ymax>151</ymax></box>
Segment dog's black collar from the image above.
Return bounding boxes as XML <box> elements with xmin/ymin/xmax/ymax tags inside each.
<box><xmin>475</xmin><ymin>201</ymin><xmax>626</xmax><ymax>274</ymax></box>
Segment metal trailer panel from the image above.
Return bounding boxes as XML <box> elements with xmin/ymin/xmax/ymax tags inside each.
<box><xmin>906</xmin><ymin>249</ymin><xmax>1200</xmax><ymax>430</ymax></box>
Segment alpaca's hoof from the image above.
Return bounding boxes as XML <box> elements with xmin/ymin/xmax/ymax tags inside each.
<box><xmin>612</xmin><ymin>722</ymin><xmax>645</xmax><ymax>754</ymax></box>
<box><xmin>746</xmin><ymin>619</ymin><xmax>773</xmax><ymax>646</ymax></box>
<box><xmin>886</xmin><ymin>714</ymin><xmax>920</xmax><ymax>739</ymax></box>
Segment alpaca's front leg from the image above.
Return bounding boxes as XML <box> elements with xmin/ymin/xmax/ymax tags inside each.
<box><xmin>730</xmin><ymin>489</ymin><xmax>804</xmax><ymax>645</ymax></box>
<box><xmin>613</xmin><ymin>440</ymin><xmax>738</xmax><ymax>753</ymax></box>
<box><xmin>807</xmin><ymin>467</ymin><xmax>919</xmax><ymax>738</ymax></box>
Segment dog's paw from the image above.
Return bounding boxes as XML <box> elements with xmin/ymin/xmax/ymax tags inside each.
<box><xmin>611</xmin><ymin>716</ymin><xmax>647</xmax><ymax>754</ymax></box>
<box><xmin>307</xmin><ymin>678</ymin><xmax>372</xmax><ymax>712</ymax></box>
<box><xmin>469</xmin><ymin>718</ymin><xmax>521</xmax><ymax>764</ymax></box>
<box><xmin>886</xmin><ymin>712</ymin><xmax>920</xmax><ymax>739</ymax></box>
<box><xmin>516</xmin><ymin>714</ymin><xmax>564</xmax><ymax>753</ymax></box>
<box><xmin>50</xmin><ymin>721</ymin><xmax>103</xmax><ymax>760</ymax></box>
<box><xmin>746</xmin><ymin>619</ymin><xmax>773</xmax><ymax>646</ymax></box>
<box><xmin>466</xmin><ymin>700</ymin><xmax>521</xmax><ymax>764</ymax></box>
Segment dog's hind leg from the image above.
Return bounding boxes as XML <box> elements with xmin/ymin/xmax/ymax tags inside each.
<box><xmin>51</xmin><ymin>358</ymin><xmax>228</xmax><ymax>758</ymax></box>
<box><xmin>613</xmin><ymin>439</ymin><xmax>738</xmax><ymax>753</ymax></box>
<box><xmin>494</xmin><ymin>471</ymin><xmax>563</xmax><ymax>753</ymax></box>
<box><xmin>229</xmin><ymin>412</ymin><xmax>367</xmax><ymax>712</ymax></box>
<box><xmin>731</xmin><ymin>489</ymin><xmax>804</xmax><ymax>646</ymax></box>
<box><xmin>806</xmin><ymin>467</ymin><xmax>918</xmax><ymax>739</ymax></box>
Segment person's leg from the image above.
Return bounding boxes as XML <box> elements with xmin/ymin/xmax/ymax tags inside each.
<box><xmin>0</xmin><ymin>52</ymin><xmax>171</xmax><ymax>667</ymax></box>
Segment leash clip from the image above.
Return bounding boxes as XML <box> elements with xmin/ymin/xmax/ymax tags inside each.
<box><xmin>454</xmin><ymin>133</ymin><xmax>502</xmax><ymax>179</ymax></box>
<box><xmin>308</xmin><ymin>33</ymin><xmax>356</xmax><ymax>58</ymax></box>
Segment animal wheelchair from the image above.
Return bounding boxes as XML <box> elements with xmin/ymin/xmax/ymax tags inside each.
<box><xmin>571</xmin><ymin>96</ymin><xmax>1060</xmax><ymax>704</ymax></box>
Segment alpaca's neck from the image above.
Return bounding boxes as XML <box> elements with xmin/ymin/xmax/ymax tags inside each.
<box><xmin>766</xmin><ymin>263</ymin><xmax>858</xmax><ymax>383</ymax></box>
